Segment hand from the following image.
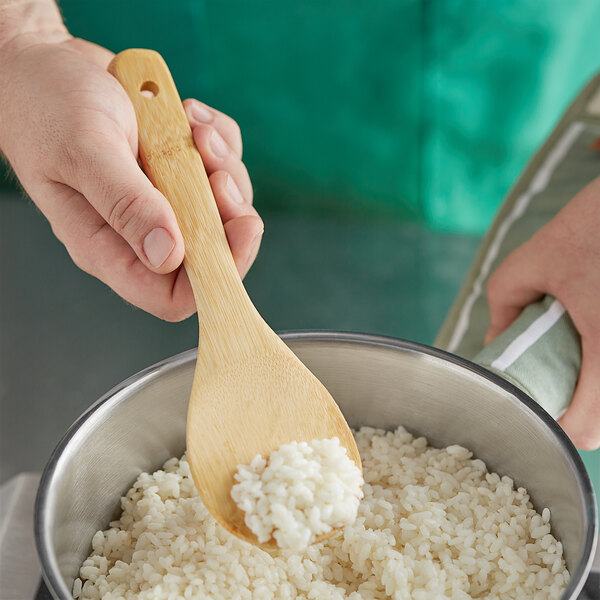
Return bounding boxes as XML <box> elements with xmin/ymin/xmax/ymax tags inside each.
<box><xmin>485</xmin><ymin>177</ymin><xmax>600</xmax><ymax>450</ymax></box>
<box><xmin>0</xmin><ymin>36</ymin><xmax>263</xmax><ymax>322</ymax></box>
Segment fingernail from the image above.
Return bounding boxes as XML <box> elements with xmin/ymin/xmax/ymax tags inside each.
<box><xmin>143</xmin><ymin>227</ymin><xmax>175</xmax><ymax>268</ymax></box>
<box><xmin>226</xmin><ymin>175</ymin><xmax>245</xmax><ymax>204</ymax></box>
<box><xmin>210</xmin><ymin>130</ymin><xmax>228</xmax><ymax>158</ymax></box>
<box><xmin>186</xmin><ymin>101</ymin><xmax>213</xmax><ymax>124</ymax></box>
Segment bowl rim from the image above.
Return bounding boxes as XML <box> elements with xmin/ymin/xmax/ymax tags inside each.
<box><xmin>35</xmin><ymin>331</ymin><xmax>598</xmax><ymax>600</ymax></box>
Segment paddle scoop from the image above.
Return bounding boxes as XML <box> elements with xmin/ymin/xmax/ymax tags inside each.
<box><xmin>108</xmin><ymin>49</ymin><xmax>361</xmax><ymax>547</ymax></box>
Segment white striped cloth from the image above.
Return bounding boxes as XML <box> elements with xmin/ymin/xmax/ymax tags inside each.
<box><xmin>474</xmin><ymin>295</ymin><xmax>580</xmax><ymax>419</ymax></box>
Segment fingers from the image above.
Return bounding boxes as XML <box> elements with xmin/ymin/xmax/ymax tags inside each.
<box><xmin>557</xmin><ymin>339</ymin><xmax>600</xmax><ymax>450</ymax></box>
<box><xmin>65</xmin><ymin>135</ymin><xmax>185</xmax><ymax>275</ymax></box>
<box><xmin>44</xmin><ymin>168</ymin><xmax>263</xmax><ymax>319</ymax></box>
<box><xmin>190</xmin><ymin>123</ymin><xmax>253</xmax><ymax>204</ymax></box>
<box><xmin>209</xmin><ymin>170</ymin><xmax>255</xmax><ymax>221</ymax></box>
<box><xmin>183</xmin><ymin>98</ymin><xmax>243</xmax><ymax>158</ymax></box>
<box><xmin>210</xmin><ymin>170</ymin><xmax>264</xmax><ymax>276</ymax></box>
<box><xmin>484</xmin><ymin>243</ymin><xmax>546</xmax><ymax>345</ymax></box>
<box><xmin>183</xmin><ymin>97</ymin><xmax>252</xmax><ymax>204</ymax></box>
<box><xmin>42</xmin><ymin>181</ymin><xmax>196</xmax><ymax>321</ymax></box>
<box><xmin>485</xmin><ymin>226</ymin><xmax>600</xmax><ymax>450</ymax></box>
<box><xmin>224</xmin><ymin>215</ymin><xmax>265</xmax><ymax>278</ymax></box>
<box><xmin>59</xmin><ymin>98</ymin><xmax>252</xmax><ymax>278</ymax></box>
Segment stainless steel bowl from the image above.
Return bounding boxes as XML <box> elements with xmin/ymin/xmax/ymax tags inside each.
<box><xmin>35</xmin><ymin>333</ymin><xmax>598</xmax><ymax>599</ymax></box>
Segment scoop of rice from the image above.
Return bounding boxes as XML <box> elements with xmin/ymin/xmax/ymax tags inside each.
<box><xmin>74</xmin><ymin>426</ymin><xmax>569</xmax><ymax>600</ymax></box>
<box><xmin>231</xmin><ymin>437</ymin><xmax>364</xmax><ymax>550</ymax></box>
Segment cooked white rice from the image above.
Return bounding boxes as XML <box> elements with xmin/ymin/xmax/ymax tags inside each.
<box><xmin>231</xmin><ymin>437</ymin><xmax>364</xmax><ymax>550</ymax></box>
<box><xmin>74</xmin><ymin>426</ymin><xmax>569</xmax><ymax>599</ymax></box>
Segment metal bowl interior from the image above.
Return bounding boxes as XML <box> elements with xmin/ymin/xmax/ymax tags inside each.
<box><xmin>36</xmin><ymin>333</ymin><xmax>597</xmax><ymax>600</ymax></box>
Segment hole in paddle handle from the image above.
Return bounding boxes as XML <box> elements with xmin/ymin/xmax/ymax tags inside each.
<box><xmin>140</xmin><ymin>81</ymin><xmax>159</xmax><ymax>98</ymax></box>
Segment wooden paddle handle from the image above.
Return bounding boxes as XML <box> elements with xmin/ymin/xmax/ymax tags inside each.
<box><xmin>108</xmin><ymin>49</ymin><xmax>256</xmax><ymax>338</ymax></box>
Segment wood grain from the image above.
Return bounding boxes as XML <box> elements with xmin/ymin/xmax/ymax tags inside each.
<box><xmin>108</xmin><ymin>49</ymin><xmax>361</xmax><ymax>547</ymax></box>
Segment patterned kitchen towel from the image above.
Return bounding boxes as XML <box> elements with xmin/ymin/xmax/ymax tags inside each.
<box><xmin>474</xmin><ymin>295</ymin><xmax>581</xmax><ymax>418</ymax></box>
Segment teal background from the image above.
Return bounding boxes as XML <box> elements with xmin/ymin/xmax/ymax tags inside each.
<box><xmin>47</xmin><ymin>0</ymin><xmax>600</xmax><ymax>233</ymax></box>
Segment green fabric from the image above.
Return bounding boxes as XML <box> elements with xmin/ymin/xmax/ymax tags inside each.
<box><xmin>474</xmin><ymin>296</ymin><xmax>581</xmax><ymax>419</ymax></box>
<box><xmin>436</xmin><ymin>122</ymin><xmax>600</xmax><ymax>360</ymax></box>
<box><xmin>422</xmin><ymin>1</ymin><xmax>600</xmax><ymax>232</ymax></box>
<box><xmin>5</xmin><ymin>1</ymin><xmax>599</xmax><ymax>234</ymax></box>
<box><xmin>435</xmin><ymin>75</ymin><xmax>600</xmax><ymax>517</ymax></box>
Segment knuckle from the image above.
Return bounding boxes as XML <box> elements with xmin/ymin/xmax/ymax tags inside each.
<box><xmin>209</xmin><ymin>170</ymin><xmax>228</xmax><ymax>188</ymax></box>
<box><xmin>225</xmin><ymin>117</ymin><xmax>242</xmax><ymax>150</ymax></box>
<box><xmin>205</xmin><ymin>123</ymin><xmax>218</xmax><ymax>139</ymax></box>
<box><xmin>66</xmin><ymin>244</ymin><xmax>92</xmax><ymax>275</ymax></box>
<box><xmin>548</xmin><ymin>275</ymin><xmax>572</xmax><ymax>305</ymax></box>
<box><xmin>106</xmin><ymin>188</ymin><xmax>148</xmax><ymax>238</ymax></box>
<box><xmin>195</xmin><ymin>124</ymin><xmax>215</xmax><ymax>149</ymax></box>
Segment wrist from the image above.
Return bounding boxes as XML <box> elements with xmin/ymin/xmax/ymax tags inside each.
<box><xmin>0</xmin><ymin>0</ymin><xmax>70</xmax><ymax>53</ymax></box>
<box><xmin>0</xmin><ymin>1</ymin><xmax>71</xmax><ymax>149</ymax></box>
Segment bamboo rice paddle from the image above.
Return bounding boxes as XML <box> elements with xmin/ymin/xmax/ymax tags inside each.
<box><xmin>108</xmin><ymin>49</ymin><xmax>361</xmax><ymax>547</ymax></box>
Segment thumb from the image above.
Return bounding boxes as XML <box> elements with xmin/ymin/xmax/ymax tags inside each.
<box><xmin>484</xmin><ymin>244</ymin><xmax>545</xmax><ymax>345</ymax></box>
<box><xmin>557</xmin><ymin>339</ymin><xmax>600</xmax><ymax>450</ymax></box>
<box><xmin>71</xmin><ymin>136</ymin><xmax>184</xmax><ymax>274</ymax></box>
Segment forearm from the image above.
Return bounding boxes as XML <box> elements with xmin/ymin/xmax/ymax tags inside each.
<box><xmin>0</xmin><ymin>0</ymin><xmax>69</xmax><ymax>52</ymax></box>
